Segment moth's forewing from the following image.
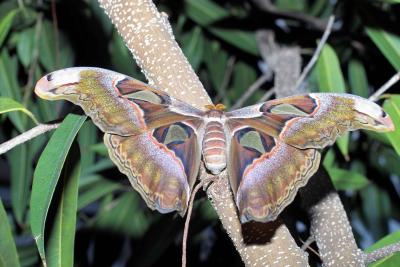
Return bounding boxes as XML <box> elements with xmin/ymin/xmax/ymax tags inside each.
<box><xmin>35</xmin><ymin>67</ymin><xmax>205</xmax><ymax>215</ymax></box>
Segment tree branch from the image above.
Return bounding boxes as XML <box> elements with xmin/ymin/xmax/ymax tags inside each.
<box><xmin>369</xmin><ymin>71</ymin><xmax>400</xmax><ymax>102</ymax></box>
<box><xmin>97</xmin><ymin>0</ymin><xmax>211</xmax><ymax>110</ymax></box>
<box><xmin>365</xmin><ymin>241</ymin><xmax>400</xmax><ymax>264</ymax></box>
<box><xmin>300</xmin><ymin>168</ymin><xmax>364</xmax><ymax>266</ymax></box>
<box><xmin>0</xmin><ymin>123</ymin><xmax>60</xmax><ymax>155</ymax></box>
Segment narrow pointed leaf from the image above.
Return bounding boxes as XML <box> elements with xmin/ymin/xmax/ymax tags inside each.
<box><xmin>78</xmin><ymin>178</ymin><xmax>122</xmax><ymax>210</ymax></box>
<box><xmin>47</xmin><ymin>158</ymin><xmax>80</xmax><ymax>267</ymax></box>
<box><xmin>0</xmin><ymin>97</ymin><xmax>39</xmax><ymax>125</ymax></box>
<box><xmin>7</xmin><ymin>142</ymin><xmax>31</xmax><ymax>224</ymax></box>
<box><xmin>383</xmin><ymin>95</ymin><xmax>400</xmax><ymax>155</ymax></box>
<box><xmin>30</xmin><ymin>114</ymin><xmax>86</xmax><ymax>265</ymax></box>
<box><xmin>348</xmin><ymin>59</ymin><xmax>369</xmax><ymax>98</ymax></box>
<box><xmin>366</xmin><ymin>27</ymin><xmax>400</xmax><ymax>70</ymax></box>
<box><xmin>0</xmin><ymin>51</ymin><xmax>25</xmax><ymax>132</ymax></box>
<box><xmin>326</xmin><ymin>167</ymin><xmax>369</xmax><ymax>190</ymax></box>
<box><xmin>185</xmin><ymin>0</ymin><xmax>229</xmax><ymax>26</ymax></box>
<box><xmin>316</xmin><ymin>44</ymin><xmax>349</xmax><ymax>158</ymax></box>
<box><xmin>0</xmin><ymin>199</ymin><xmax>21</xmax><ymax>267</ymax></box>
<box><xmin>0</xmin><ymin>9</ymin><xmax>18</xmax><ymax>48</ymax></box>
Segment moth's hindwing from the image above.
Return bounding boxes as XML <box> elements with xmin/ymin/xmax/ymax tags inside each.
<box><xmin>228</xmin><ymin>127</ymin><xmax>321</xmax><ymax>222</ymax></box>
<box><xmin>104</xmin><ymin>122</ymin><xmax>201</xmax><ymax>215</ymax></box>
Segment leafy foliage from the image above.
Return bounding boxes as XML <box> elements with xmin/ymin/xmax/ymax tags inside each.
<box><xmin>0</xmin><ymin>0</ymin><xmax>399</xmax><ymax>266</ymax></box>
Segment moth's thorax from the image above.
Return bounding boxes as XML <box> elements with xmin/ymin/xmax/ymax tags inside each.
<box><xmin>202</xmin><ymin>110</ymin><xmax>227</xmax><ymax>174</ymax></box>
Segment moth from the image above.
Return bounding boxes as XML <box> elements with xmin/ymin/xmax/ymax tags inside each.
<box><xmin>35</xmin><ymin>67</ymin><xmax>394</xmax><ymax>223</ymax></box>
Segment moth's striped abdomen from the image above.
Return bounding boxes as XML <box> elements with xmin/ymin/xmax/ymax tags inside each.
<box><xmin>202</xmin><ymin>121</ymin><xmax>227</xmax><ymax>174</ymax></box>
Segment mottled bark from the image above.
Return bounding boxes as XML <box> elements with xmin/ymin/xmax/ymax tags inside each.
<box><xmin>204</xmin><ymin>170</ymin><xmax>309</xmax><ymax>266</ymax></box>
<box><xmin>97</xmin><ymin>0</ymin><xmax>211</xmax><ymax>109</ymax></box>
<box><xmin>300</xmin><ymin>169</ymin><xmax>364</xmax><ymax>266</ymax></box>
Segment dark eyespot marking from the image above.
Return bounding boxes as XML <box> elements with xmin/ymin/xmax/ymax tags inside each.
<box><xmin>382</xmin><ymin>110</ymin><xmax>388</xmax><ymax>118</ymax></box>
<box><xmin>46</xmin><ymin>73</ymin><xmax>53</xmax><ymax>81</ymax></box>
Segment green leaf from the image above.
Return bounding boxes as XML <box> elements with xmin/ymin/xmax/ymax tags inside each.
<box><xmin>348</xmin><ymin>59</ymin><xmax>369</xmax><ymax>98</ymax></box>
<box><xmin>17</xmin><ymin>28</ymin><xmax>35</xmax><ymax>67</ymax></box>
<box><xmin>39</xmin><ymin>20</ymin><xmax>74</xmax><ymax>71</ymax></box>
<box><xmin>185</xmin><ymin>0</ymin><xmax>229</xmax><ymax>26</ymax></box>
<box><xmin>210</xmin><ymin>28</ymin><xmax>259</xmax><ymax>56</ymax></box>
<box><xmin>226</xmin><ymin>60</ymin><xmax>257</xmax><ymax>107</ymax></box>
<box><xmin>360</xmin><ymin>185</ymin><xmax>392</xmax><ymax>240</ymax></box>
<box><xmin>7</xmin><ymin>141</ymin><xmax>31</xmax><ymax>225</ymax></box>
<box><xmin>182</xmin><ymin>26</ymin><xmax>204</xmax><ymax>70</ymax></box>
<box><xmin>316</xmin><ymin>44</ymin><xmax>346</xmax><ymax>93</ymax></box>
<box><xmin>0</xmin><ymin>50</ymin><xmax>25</xmax><ymax>132</ymax></box>
<box><xmin>78</xmin><ymin>178</ymin><xmax>121</xmax><ymax>210</ymax></box>
<box><xmin>0</xmin><ymin>9</ymin><xmax>18</xmax><ymax>48</ymax></box>
<box><xmin>90</xmin><ymin>142</ymin><xmax>108</xmax><ymax>156</ymax></box>
<box><xmin>316</xmin><ymin>44</ymin><xmax>349</xmax><ymax>158</ymax></box>
<box><xmin>81</xmin><ymin>158</ymin><xmax>114</xmax><ymax>175</ymax></box>
<box><xmin>92</xmin><ymin>192</ymin><xmax>151</xmax><ymax>238</ymax></box>
<box><xmin>47</xmin><ymin>155</ymin><xmax>80</xmax><ymax>267</ymax></box>
<box><xmin>326</xmin><ymin>167</ymin><xmax>369</xmax><ymax>190</ymax></box>
<box><xmin>366</xmin><ymin>27</ymin><xmax>400</xmax><ymax>70</ymax></box>
<box><xmin>383</xmin><ymin>95</ymin><xmax>400</xmax><ymax>155</ymax></box>
<box><xmin>322</xmin><ymin>148</ymin><xmax>336</xmax><ymax>169</ymax></box>
<box><xmin>369</xmin><ymin>147</ymin><xmax>400</xmax><ymax>177</ymax></box>
<box><xmin>18</xmin><ymin>241</ymin><xmax>39</xmax><ymax>267</ymax></box>
<box><xmin>378</xmin><ymin>0</ymin><xmax>400</xmax><ymax>3</ymax></box>
<box><xmin>231</xmin><ymin>61</ymin><xmax>257</xmax><ymax>97</ymax></box>
<box><xmin>109</xmin><ymin>31</ymin><xmax>142</xmax><ymax>79</ymax></box>
<box><xmin>30</xmin><ymin>114</ymin><xmax>86</xmax><ymax>265</ymax></box>
<box><xmin>0</xmin><ymin>97</ymin><xmax>39</xmax><ymax>125</ymax></box>
<box><xmin>0</xmin><ymin>198</ymin><xmax>21</xmax><ymax>267</ymax></box>
<box><xmin>203</xmin><ymin>40</ymin><xmax>228</xmax><ymax>91</ymax></box>
<box><xmin>200</xmin><ymin>200</ymin><xmax>218</xmax><ymax>220</ymax></box>
<box><xmin>309</xmin><ymin>0</ymin><xmax>327</xmax><ymax>16</ymax></box>
<box><xmin>78</xmin><ymin>122</ymin><xmax>97</xmax><ymax>172</ymax></box>
<box><xmin>275</xmin><ymin>0</ymin><xmax>306</xmax><ymax>11</ymax></box>
<box><xmin>185</xmin><ymin>0</ymin><xmax>258</xmax><ymax>55</ymax></box>
<box><xmin>366</xmin><ymin>231</ymin><xmax>400</xmax><ymax>267</ymax></box>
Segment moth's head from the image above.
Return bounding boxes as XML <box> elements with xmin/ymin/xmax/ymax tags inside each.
<box><xmin>352</xmin><ymin>97</ymin><xmax>394</xmax><ymax>132</ymax></box>
<box><xmin>205</xmin><ymin>103</ymin><xmax>226</xmax><ymax>111</ymax></box>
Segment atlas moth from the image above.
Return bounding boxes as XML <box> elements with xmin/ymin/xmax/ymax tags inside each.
<box><xmin>35</xmin><ymin>67</ymin><xmax>394</xmax><ymax>223</ymax></box>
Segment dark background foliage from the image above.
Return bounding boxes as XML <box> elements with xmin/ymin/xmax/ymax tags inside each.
<box><xmin>0</xmin><ymin>0</ymin><xmax>399</xmax><ymax>266</ymax></box>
